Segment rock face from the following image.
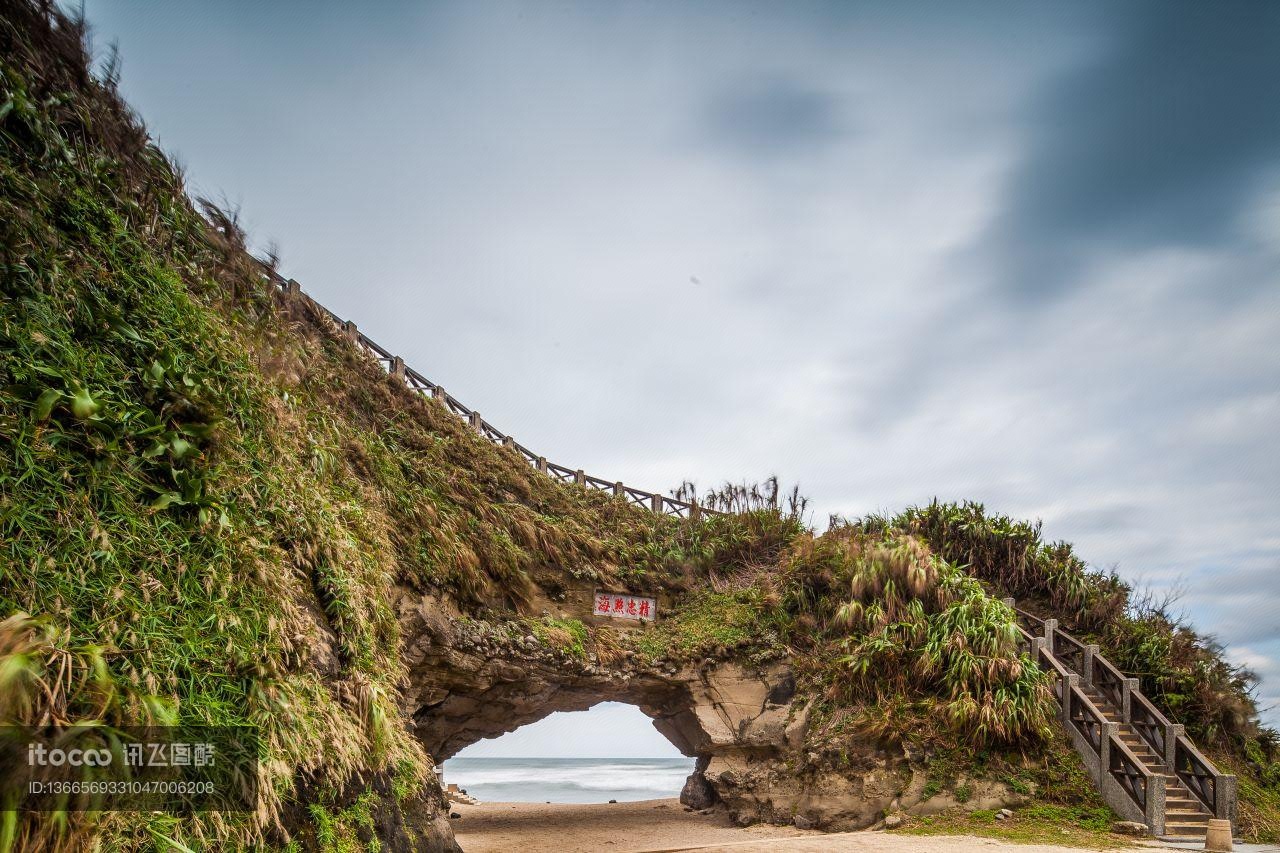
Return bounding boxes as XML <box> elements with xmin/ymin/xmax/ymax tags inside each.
<box><xmin>680</xmin><ymin>756</ymin><xmax>718</xmax><ymax>810</ymax></box>
<box><xmin>398</xmin><ymin>591</ymin><xmax>1025</xmax><ymax>837</ymax></box>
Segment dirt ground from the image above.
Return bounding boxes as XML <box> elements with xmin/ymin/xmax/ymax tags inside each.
<box><xmin>449</xmin><ymin>798</ymin><xmax>1150</xmax><ymax>853</ymax></box>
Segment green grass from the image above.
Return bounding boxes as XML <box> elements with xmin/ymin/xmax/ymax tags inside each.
<box><xmin>901</xmin><ymin>805</ymin><xmax>1136</xmax><ymax>849</ymax></box>
<box><xmin>531</xmin><ymin>617</ymin><xmax>589</xmax><ymax>660</ymax></box>
<box><xmin>779</xmin><ymin>530</ymin><xmax>1056</xmax><ymax>747</ymax></box>
<box><xmin>631</xmin><ymin>588</ymin><xmax>777</xmax><ymax>662</ymax></box>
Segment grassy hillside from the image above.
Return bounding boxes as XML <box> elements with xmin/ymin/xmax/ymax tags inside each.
<box><xmin>2</xmin><ymin>2</ymin><xmax>1278</xmax><ymax>849</ymax></box>
<box><xmin>0</xmin><ymin>4</ymin><xmax>796</xmax><ymax>849</ymax></box>
<box><xmin>855</xmin><ymin>501</ymin><xmax>1280</xmax><ymax>839</ymax></box>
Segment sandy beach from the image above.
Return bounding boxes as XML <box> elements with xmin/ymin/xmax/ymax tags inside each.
<box><xmin>449</xmin><ymin>799</ymin><xmax>1147</xmax><ymax>853</ymax></box>
<box><xmin>450</xmin><ymin>799</ymin><xmax>811</xmax><ymax>852</ymax></box>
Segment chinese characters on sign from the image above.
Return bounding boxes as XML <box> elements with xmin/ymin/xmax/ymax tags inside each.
<box><xmin>593</xmin><ymin>592</ymin><xmax>657</xmax><ymax>621</ymax></box>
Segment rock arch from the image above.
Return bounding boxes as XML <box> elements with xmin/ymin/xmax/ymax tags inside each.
<box><xmin>395</xmin><ymin>591</ymin><xmax>971</xmax><ymax>829</ymax></box>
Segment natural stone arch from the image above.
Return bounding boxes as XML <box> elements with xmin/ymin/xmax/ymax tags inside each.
<box><xmin>396</xmin><ymin>592</ymin><xmax>805</xmax><ymax>812</ymax></box>
<box><xmin>395</xmin><ymin>589</ymin><xmax>1026</xmax><ymax>830</ymax></box>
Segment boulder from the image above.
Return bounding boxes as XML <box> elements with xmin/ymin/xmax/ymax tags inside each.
<box><xmin>679</xmin><ymin>758</ymin><xmax>718</xmax><ymax>810</ymax></box>
<box><xmin>1110</xmin><ymin>821</ymin><xmax>1147</xmax><ymax>836</ymax></box>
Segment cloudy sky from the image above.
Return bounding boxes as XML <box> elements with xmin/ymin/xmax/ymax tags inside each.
<box><xmin>84</xmin><ymin>2</ymin><xmax>1280</xmax><ymax>742</ymax></box>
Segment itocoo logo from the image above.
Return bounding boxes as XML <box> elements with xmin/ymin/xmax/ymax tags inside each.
<box><xmin>27</xmin><ymin>743</ymin><xmax>112</xmax><ymax>767</ymax></box>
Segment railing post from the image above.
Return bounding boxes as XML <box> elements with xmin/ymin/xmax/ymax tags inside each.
<box><xmin>1061</xmin><ymin>673</ymin><xmax>1078</xmax><ymax>725</ymax></box>
<box><xmin>1030</xmin><ymin>636</ymin><xmax>1045</xmax><ymax>657</ymax></box>
<box><xmin>614</xmin><ymin>482</ymin><xmax>624</xmax><ymax>498</ymax></box>
<box><xmin>1083</xmin><ymin>643</ymin><xmax>1099</xmax><ymax>687</ymax></box>
<box><xmin>285</xmin><ymin>278</ymin><xmax>300</xmax><ymax>295</ymax></box>
<box><xmin>1121</xmin><ymin>678</ymin><xmax>1138</xmax><ymax>722</ymax></box>
<box><xmin>574</xmin><ymin>469</ymin><xmax>585</xmax><ymax>486</ymax></box>
<box><xmin>433</xmin><ymin>386</ymin><xmax>446</xmax><ymax>404</ymax></box>
<box><xmin>1099</xmin><ymin>722</ymin><xmax>1118</xmax><ymax>786</ymax></box>
<box><xmin>1042</xmin><ymin>618</ymin><xmax>1058</xmax><ymax>655</ymax></box>
<box><xmin>651</xmin><ymin>494</ymin><xmax>663</xmax><ymax>513</ymax></box>
<box><xmin>536</xmin><ymin>456</ymin><xmax>547</xmax><ymax>474</ymax></box>
<box><xmin>1216</xmin><ymin>774</ymin><xmax>1237</xmax><ymax>824</ymax></box>
<box><xmin>503</xmin><ymin>436</ymin><xmax>515</xmax><ymax>450</ymax></box>
<box><xmin>390</xmin><ymin>356</ymin><xmax>405</xmax><ymax>380</ymax></box>
<box><xmin>469</xmin><ymin>411</ymin><xmax>482</xmax><ymax>432</ymax></box>
<box><xmin>690</xmin><ymin>499</ymin><xmax>700</xmax><ymax>520</ymax></box>
<box><xmin>1001</xmin><ymin>597</ymin><xmax>1016</xmax><ymax>609</ymax></box>
<box><xmin>343</xmin><ymin>320</ymin><xmax>359</xmax><ymax>343</ymax></box>
<box><xmin>1146</xmin><ymin>773</ymin><xmax>1166</xmax><ymax>836</ymax></box>
<box><xmin>1165</xmin><ymin>723</ymin><xmax>1184</xmax><ymax>770</ymax></box>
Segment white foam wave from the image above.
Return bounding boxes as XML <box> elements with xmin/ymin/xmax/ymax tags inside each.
<box><xmin>445</xmin><ymin>758</ymin><xmax>694</xmax><ymax>800</ymax></box>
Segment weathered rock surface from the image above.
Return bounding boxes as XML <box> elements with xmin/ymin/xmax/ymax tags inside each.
<box><xmin>397</xmin><ymin>590</ymin><xmax>1025</xmax><ymax>837</ymax></box>
<box><xmin>1111</xmin><ymin>820</ymin><xmax>1148</xmax><ymax>836</ymax></box>
<box><xmin>680</xmin><ymin>756</ymin><xmax>718</xmax><ymax>810</ymax></box>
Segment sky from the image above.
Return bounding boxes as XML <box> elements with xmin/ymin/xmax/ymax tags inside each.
<box><xmin>451</xmin><ymin>702</ymin><xmax>681</xmax><ymax>759</ymax></box>
<box><xmin>82</xmin><ymin>1</ymin><xmax>1280</xmax><ymax>742</ymax></box>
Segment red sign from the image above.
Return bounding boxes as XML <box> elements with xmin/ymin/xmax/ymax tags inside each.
<box><xmin>593</xmin><ymin>592</ymin><xmax>656</xmax><ymax>621</ymax></box>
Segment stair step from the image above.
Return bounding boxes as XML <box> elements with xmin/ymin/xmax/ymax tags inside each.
<box><xmin>1039</xmin><ymin>622</ymin><xmax>1233</xmax><ymax>836</ymax></box>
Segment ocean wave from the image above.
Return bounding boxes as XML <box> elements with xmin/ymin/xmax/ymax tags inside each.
<box><xmin>444</xmin><ymin>758</ymin><xmax>694</xmax><ymax>802</ymax></box>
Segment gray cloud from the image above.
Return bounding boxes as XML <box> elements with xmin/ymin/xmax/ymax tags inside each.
<box><xmin>702</xmin><ymin>76</ymin><xmax>847</xmax><ymax>158</ymax></box>
<box><xmin>989</xmin><ymin>0</ymin><xmax>1280</xmax><ymax>301</ymax></box>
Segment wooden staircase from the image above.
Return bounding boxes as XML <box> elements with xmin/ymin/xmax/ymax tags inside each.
<box><xmin>1008</xmin><ymin>601</ymin><xmax>1236</xmax><ymax>841</ymax></box>
<box><xmin>1079</xmin><ymin>683</ymin><xmax>1212</xmax><ymax>841</ymax></box>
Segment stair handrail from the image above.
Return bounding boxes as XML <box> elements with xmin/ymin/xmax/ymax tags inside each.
<box><xmin>1066</xmin><ymin>680</ymin><xmax>1107</xmax><ymax>753</ymax></box>
<box><xmin>1011</xmin><ymin>602</ymin><xmax>1237</xmax><ymax>828</ymax></box>
<box><xmin>260</xmin><ymin>268</ymin><xmax>723</xmax><ymax>520</ymax></box>
<box><xmin>1128</xmin><ymin>689</ymin><xmax>1172</xmax><ymax>757</ymax></box>
<box><xmin>1091</xmin><ymin>651</ymin><xmax>1127</xmax><ymax>711</ymax></box>
<box><xmin>1108</xmin><ymin>729</ymin><xmax>1155</xmax><ymax>813</ymax></box>
<box><xmin>1175</xmin><ymin>733</ymin><xmax>1223</xmax><ymax>817</ymax></box>
<box><xmin>1054</xmin><ymin>628</ymin><xmax>1088</xmax><ymax>674</ymax></box>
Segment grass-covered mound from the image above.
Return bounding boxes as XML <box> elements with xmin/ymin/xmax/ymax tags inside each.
<box><xmin>781</xmin><ymin>529</ymin><xmax>1055</xmax><ymax>746</ymax></box>
<box><xmin>856</xmin><ymin>500</ymin><xmax>1280</xmax><ymax>840</ymax></box>
<box><xmin>0</xmin><ymin>3</ymin><xmax>791</xmax><ymax>849</ymax></box>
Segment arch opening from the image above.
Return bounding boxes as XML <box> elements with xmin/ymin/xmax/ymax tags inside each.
<box><xmin>445</xmin><ymin>702</ymin><xmax>695</xmax><ymax>803</ymax></box>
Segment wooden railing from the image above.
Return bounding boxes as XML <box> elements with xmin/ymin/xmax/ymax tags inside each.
<box><xmin>1015</xmin><ymin>608</ymin><xmax>1045</xmax><ymax>635</ymax></box>
<box><xmin>1129</xmin><ymin>690</ymin><xmax>1170</xmax><ymax>759</ymax></box>
<box><xmin>1054</xmin><ymin>629</ymin><xmax>1087</xmax><ymax>674</ymax></box>
<box><xmin>1175</xmin><ymin>735</ymin><xmax>1219</xmax><ymax>815</ymax></box>
<box><xmin>1067</xmin><ymin>683</ymin><xmax>1105</xmax><ymax>753</ymax></box>
<box><xmin>264</xmin><ymin>269</ymin><xmax>721</xmax><ymax>520</ymax></box>
<box><xmin>1011</xmin><ymin>602</ymin><xmax>1237</xmax><ymax>831</ymax></box>
<box><xmin>1036</xmin><ymin>642</ymin><xmax>1071</xmax><ymax>705</ymax></box>
<box><xmin>1093</xmin><ymin>653</ymin><xmax>1125</xmax><ymax>711</ymax></box>
<box><xmin>1109</xmin><ymin>733</ymin><xmax>1151</xmax><ymax>813</ymax></box>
